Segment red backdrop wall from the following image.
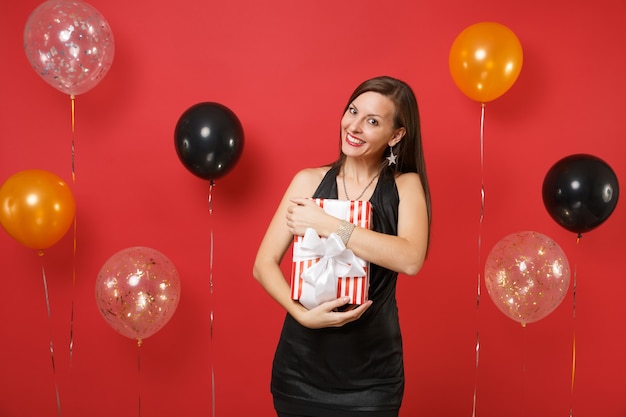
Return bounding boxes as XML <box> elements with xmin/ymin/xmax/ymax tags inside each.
<box><xmin>1</xmin><ymin>1</ymin><xmax>625</xmax><ymax>416</ymax></box>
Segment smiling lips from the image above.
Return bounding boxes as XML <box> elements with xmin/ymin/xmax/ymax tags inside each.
<box><xmin>346</xmin><ymin>133</ymin><xmax>365</xmax><ymax>146</ymax></box>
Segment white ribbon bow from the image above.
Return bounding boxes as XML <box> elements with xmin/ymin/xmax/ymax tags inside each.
<box><xmin>293</xmin><ymin>227</ymin><xmax>366</xmax><ymax>307</ymax></box>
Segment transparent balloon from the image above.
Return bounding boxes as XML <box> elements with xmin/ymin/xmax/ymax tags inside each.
<box><xmin>24</xmin><ymin>0</ymin><xmax>115</xmax><ymax>96</ymax></box>
<box><xmin>95</xmin><ymin>247</ymin><xmax>181</xmax><ymax>343</ymax></box>
<box><xmin>484</xmin><ymin>231</ymin><xmax>570</xmax><ymax>326</ymax></box>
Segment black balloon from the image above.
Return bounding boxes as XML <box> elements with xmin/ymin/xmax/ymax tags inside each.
<box><xmin>542</xmin><ymin>154</ymin><xmax>619</xmax><ymax>234</ymax></box>
<box><xmin>174</xmin><ymin>102</ymin><xmax>244</xmax><ymax>181</ymax></box>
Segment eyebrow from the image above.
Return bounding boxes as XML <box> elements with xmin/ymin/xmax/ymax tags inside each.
<box><xmin>350</xmin><ymin>102</ymin><xmax>383</xmax><ymax>119</ymax></box>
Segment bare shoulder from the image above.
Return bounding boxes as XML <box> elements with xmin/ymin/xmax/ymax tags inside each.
<box><xmin>395</xmin><ymin>172</ymin><xmax>424</xmax><ymax>198</ymax></box>
<box><xmin>287</xmin><ymin>166</ymin><xmax>332</xmax><ymax>197</ymax></box>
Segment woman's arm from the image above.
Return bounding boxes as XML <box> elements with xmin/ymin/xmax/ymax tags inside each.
<box><xmin>350</xmin><ymin>172</ymin><xmax>428</xmax><ymax>275</ymax></box>
<box><xmin>253</xmin><ymin>167</ymin><xmax>373</xmax><ymax>329</ymax></box>
<box><xmin>288</xmin><ymin>172</ymin><xmax>428</xmax><ymax>276</ymax></box>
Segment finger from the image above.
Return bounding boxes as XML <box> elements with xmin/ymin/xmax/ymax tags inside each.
<box><xmin>289</xmin><ymin>197</ymin><xmax>308</xmax><ymax>206</ymax></box>
<box><xmin>315</xmin><ymin>297</ymin><xmax>350</xmax><ymax>314</ymax></box>
<box><xmin>330</xmin><ymin>297</ymin><xmax>351</xmax><ymax>310</ymax></box>
<box><xmin>296</xmin><ymin>197</ymin><xmax>317</xmax><ymax>208</ymax></box>
<box><xmin>352</xmin><ymin>300</ymin><xmax>373</xmax><ymax>316</ymax></box>
<box><xmin>339</xmin><ymin>300</ymin><xmax>373</xmax><ymax>322</ymax></box>
<box><xmin>327</xmin><ymin>299</ymin><xmax>370</xmax><ymax>325</ymax></box>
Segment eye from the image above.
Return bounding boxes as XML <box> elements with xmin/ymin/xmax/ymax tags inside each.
<box><xmin>368</xmin><ymin>118</ymin><xmax>379</xmax><ymax>126</ymax></box>
<box><xmin>349</xmin><ymin>106</ymin><xmax>357</xmax><ymax>115</ymax></box>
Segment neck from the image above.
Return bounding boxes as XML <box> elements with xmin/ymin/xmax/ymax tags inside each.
<box><xmin>340</xmin><ymin>164</ymin><xmax>381</xmax><ymax>201</ymax></box>
<box><xmin>341</xmin><ymin>161</ymin><xmax>381</xmax><ymax>182</ymax></box>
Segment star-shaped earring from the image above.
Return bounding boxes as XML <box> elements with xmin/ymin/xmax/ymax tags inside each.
<box><xmin>386</xmin><ymin>146</ymin><xmax>397</xmax><ymax>166</ymax></box>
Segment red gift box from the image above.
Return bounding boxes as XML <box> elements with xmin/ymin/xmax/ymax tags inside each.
<box><xmin>290</xmin><ymin>199</ymin><xmax>372</xmax><ymax>309</ymax></box>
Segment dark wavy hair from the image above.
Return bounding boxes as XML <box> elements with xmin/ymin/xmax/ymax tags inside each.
<box><xmin>331</xmin><ymin>75</ymin><xmax>432</xmax><ymax>249</ymax></box>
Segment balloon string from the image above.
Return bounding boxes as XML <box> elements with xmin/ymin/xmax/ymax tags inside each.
<box><xmin>208</xmin><ymin>181</ymin><xmax>216</xmax><ymax>417</ymax></box>
<box><xmin>40</xmin><ymin>254</ymin><xmax>62</xmax><ymax>417</ymax></box>
<box><xmin>137</xmin><ymin>340</ymin><xmax>142</xmax><ymax>417</ymax></box>
<box><xmin>208</xmin><ymin>181</ymin><xmax>214</xmax><ymax>296</ymax></box>
<box><xmin>69</xmin><ymin>94</ymin><xmax>77</xmax><ymax>364</ymax></box>
<box><xmin>69</xmin><ymin>215</ymin><xmax>77</xmax><ymax>365</ymax></box>
<box><xmin>471</xmin><ymin>330</ymin><xmax>479</xmax><ymax>417</ymax></box>
<box><xmin>476</xmin><ymin>103</ymin><xmax>485</xmax><ymax>309</ymax></box>
<box><xmin>208</xmin><ymin>180</ymin><xmax>214</xmax><ymax>215</ymax></box>
<box><xmin>569</xmin><ymin>233</ymin><xmax>581</xmax><ymax>417</ymax></box>
<box><xmin>479</xmin><ymin>103</ymin><xmax>485</xmax><ymax>227</ymax></box>
<box><xmin>70</xmin><ymin>95</ymin><xmax>76</xmax><ymax>183</ymax></box>
<box><xmin>472</xmin><ymin>102</ymin><xmax>486</xmax><ymax>417</ymax></box>
<box><xmin>522</xmin><ymin>325</ymin><xmax>527</xmax><ymax>417</ymax></box>
<box><xmin>477</xmin><ymin>102</ymin><xmax>486</xmax><ymax>306</ymax></box>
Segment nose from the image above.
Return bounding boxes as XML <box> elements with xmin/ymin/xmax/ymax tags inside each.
<box><xmin>347</xmin><ymin>116</ymin><xmax>364</xmax><ymax>133</ymax></box>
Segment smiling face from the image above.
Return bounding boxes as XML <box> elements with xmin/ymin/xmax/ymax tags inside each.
<box><xmin>340</xmin><ymin>91</ymin><xmax>405</xmax><ymax>163</ymax></box>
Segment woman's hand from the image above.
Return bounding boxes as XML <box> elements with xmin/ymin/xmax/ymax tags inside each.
<box><xmin>293</xmin><ymin>297</ymin><xmax>373</xmax><ymax>329</ymax></box>
<box><xmin>286</xmin><ymin>197</ymin><xmax>339</xmax><ymax>238</ymax></box>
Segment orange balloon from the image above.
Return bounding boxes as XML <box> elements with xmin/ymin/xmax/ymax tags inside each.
<box><xmin>0</xmin><ymin>169</ymin><xmax>75</xmax><ymax>250</ymax></box>
<box><xmin>449</xmin><ymin>22</ymin><xmax>523</xmax><ymax>103</ymax></box>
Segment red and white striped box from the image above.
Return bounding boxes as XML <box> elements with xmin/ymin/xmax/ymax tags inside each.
<box><xmin>290</xmin><ymin>199</ymin><xmax>372</xmax><ymax>309</ymax></box>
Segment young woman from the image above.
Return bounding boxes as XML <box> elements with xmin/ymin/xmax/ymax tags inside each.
<box><xmin>253</xmin><ymin>75</ymin><xmax>432</xmax><ymax>417</ymax></box>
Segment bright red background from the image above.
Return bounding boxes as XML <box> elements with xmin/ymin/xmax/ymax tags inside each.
<box><xmin>1</xmin><ymin>1</ymin><xmax>625</xmax><ymax>416</ymax></box>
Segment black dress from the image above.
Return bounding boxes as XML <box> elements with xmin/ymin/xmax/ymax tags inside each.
<box><xmin>271</xmin><ymin>166</ymin><xmax>403</xmax><ymax>417</ymax></box>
